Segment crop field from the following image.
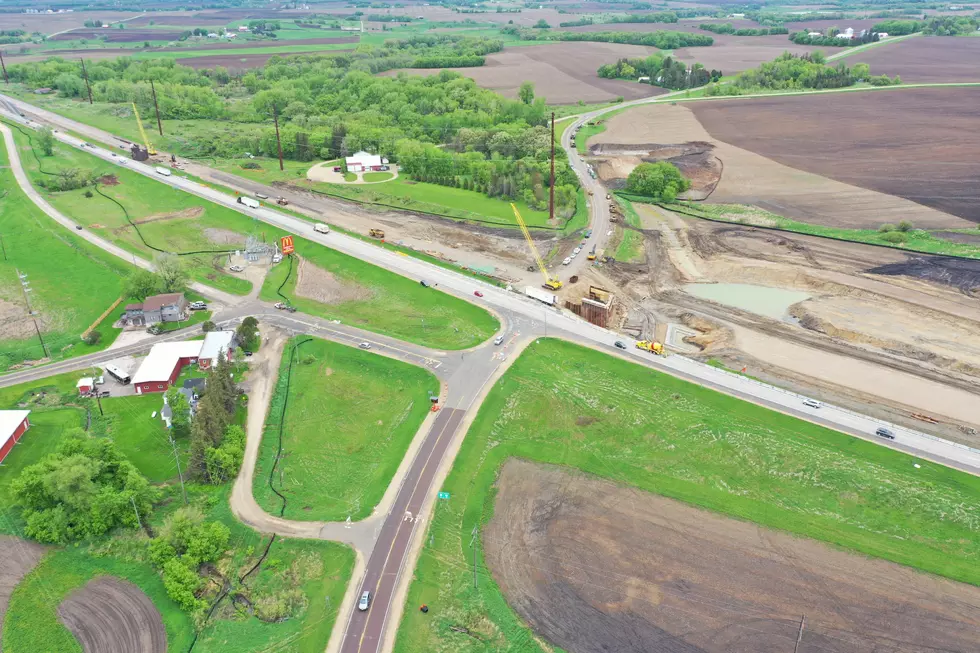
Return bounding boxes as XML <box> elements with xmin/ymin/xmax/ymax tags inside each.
<box><xmin>689</xmin><ymin>87</ymin><xmax>980</xmax><ymax>223</ymax></box>
<box><xmin>252</xmin><ymin>337</ymin><xmax>437</xmax><ymax>521</ymax></box>
<box><xmin>381</xmin><ymin>43</ymin><xmax>668</xmax><ymax>104</ymax></box>
<box><xmin>49</xmin><ymin>28</ymin><xmax>186</xmax><ymax>42</ymax></box>
<box><xmin>10</xmin><ymin>128</ymin><xmax>255</xmax><ymax>295</ymax></box>
<box><xmin>260</xmin><ymin>241</ymin><xmax>499</xmax><ymax>350</ymax></box>
<box><xmin>0</xmin><ymin>132</ymin><xmax>130</xmax><ymax>369</ymax></box>
<box><xmin>839</xmin><ymin>36</ymin><xmax>980</xmax><ymax>83</ymax></box>
<box><xmin>395</xmin><ymin>339</ymin><xmax>980</xmax><ymax>652</ymax></box>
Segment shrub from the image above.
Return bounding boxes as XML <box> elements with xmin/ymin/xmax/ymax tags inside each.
<box><xmin>81</xmin><ymin>330</ymin><xmax>101</xmax><ymax>345</ymax></box>
<box><xmin>201</xmin><ymin>320</ymin><xmax>217</xmax><ymax>333</ymax></box>
<box><xmin>897</xmin><ymin>220</ymin><xmax>914</xmax><ymax>232</ymax></box>
<box><xmin>878</xmin><ymin>223</ymin><xmax>896</xmax><ymax>233</ymax></box>
<box><xmin>84</xmin><ymin>190</ymin><xmax>93</xmax><ymax>198</ymax></box>
<box><xmin>241</xmin><ymin>161</ymin><xmax>262</xmax><ymax>169</ymax></box>
<box><xmin>880</xmin><ymin>231</ymin><xmax>908</xmax><ymax>244</ymax></box>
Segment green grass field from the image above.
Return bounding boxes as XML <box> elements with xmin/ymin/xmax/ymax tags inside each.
<box><xmin>100</xmin><ymin>394</ymin><xmax>188</xmax><ymax>483</ymax></box>
<box><xmin>129</xmin><ymin>41</ymin><xmax>355</xmax><ymax>60</ymax></box>
<box><xmin>613</xmin><ymin>197</ymin><xmax>644</xmax><ymax>262</ymax></box>
<box><xmin>0</xmin><ymin>134</ymin><xmax>130</xmax><ymax>370</ymax></box>
<box><xmin>253</xmin><ymin>337</ymin><xmax>438</xmax><ymax>521</ymax></box>
<box><xmin>261</xmin><ymin>243</ymin><xmax>498</xmax><ymax>350</ymax></box>
<box><xmin>9</xmin><ymin>127</ymin><xmax>254</xmax><ymax>295</ymax></box>
<box><xmin>395</xmin><ymin>338</ymin><xmax>980</xmax><ymax>652</ymax></box>
<box><xmin>362</xmin><ymin>171</ymin><xmax>393</xmax><ymax>182</ymax></box>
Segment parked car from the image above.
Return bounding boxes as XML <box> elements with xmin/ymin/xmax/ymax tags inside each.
<box><xmin>573</xmin><ymin>247</ymin><xmax>582</xmax><ymax>255</ymax></box>
<box><xmin>875</xmin><ymin>427</ymin><xmax>896</xmax><ymax>440</ymax></box>
<box><xmin>358</xmin><ymin>342</ymin><xmax>371</xmax><ymax>350</ymax></box>
<box><xmin>494</xmin><ymin>335</ymin><xmax>504</xmax><ymax>346</ymax></box>
<box><xmin>333</xmin><ymin>166</ymin><xmax>342</xmax><ymax>172</ymax></box>
<box><xmin>229</xmin><ymin>265</ymin><xmax>244</xmax><ymax>272</ymax></box>
<box><xmin>562</xmin><ymin>257</ymin><xmax>572</xmax><ymax>265</ymax></box>
<box><xmin>189</xmin><ymin>301</ymin><xmax>207</xmax><ymax>311</ymax></box>
<box><xmin>358</xmin><ymin>591</ymin><xmax>371</xmax><ymax>611</ymax></box>
<box><xmin>75</xmin><ymin>225</ymin><xmax>83</xmax><ymax>230</ymax></box>
<box><xmin>614</xmin><ymin>341</ymin><xmax>627</xmax><ymax>350</ymax></box>
<box><xmin>802</xmin><ymin>398</ymin><xmax>822</xmax><ymax>409</ymax></box>
<box><xmin>474</xmin><ymin>290</ymin><xmax>484</xmax><ymax>297</ymax></box>
<box><xmin>255</xmin><ymin>193</ymin><xmax>269</xmax><ymax>199</ymax></box>
<box><xmin>243</xmin><ymin>351</ymin><xmax>253</xmax><ymax>357</ymax></box>
<box><xmin>98</xmin><ymin>391</ymin><xmax>111</xmax><ymax>398</ymax></box>
<box><xmin>272</xmin><ymin>253</ymin><xmax>282</xmax><ymax>264</ymax></box>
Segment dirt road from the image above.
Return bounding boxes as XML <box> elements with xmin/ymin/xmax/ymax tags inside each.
<box><xmin>485</xmin><ymin>460</ymin><xmax>980</xmax><ymax>653</ymax></box>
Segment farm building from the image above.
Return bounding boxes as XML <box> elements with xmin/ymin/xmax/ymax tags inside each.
<box><xmin>198</xmin><ymin>331</ymin><xmax>235</xmax><ymax>369</ymax></box>
<box><xmin>76</xmin><ymin>377</ymin><xmax>94</xmax><ymax>394</ymax></box>
<box><xmin>123</xmin><ymin>293</ymin><xmax>187</xmax><ymax>326</ymax></box>
<box><xmin>132</xmin><ymin>341</ymin><xmax>202</xmax><ymax>394</ymax></box>
<box><xmin>345</xmin><ymin>151</ymin><xmax>388</xmax><ymax>173</ymax></box>
<box><xmin>0</xmin><ymin>410</ymin><xmax>31</xmax><ymax>464</ymax></box>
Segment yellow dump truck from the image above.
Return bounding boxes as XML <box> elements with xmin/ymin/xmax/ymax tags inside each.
<box><xmin>369</xmin><ymin>228</ymin><xmax>385</xmax><ymax>239</ymax></box>
<box><xmin>636</xmin><ymin>340</ymin><xmax>665</xmax><ymax>355</ymax></box>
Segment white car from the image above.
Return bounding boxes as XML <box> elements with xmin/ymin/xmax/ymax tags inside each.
<box><xmin>229</xmin><ymin>265</ymin><xmax>244</xmax><ymax>272</ymax></box>
<box><xmin>562</xmin><ymin>257</ymin><xmax>572</xmax><ymax>265</ymax></box>
<box><xmin>802</xmin><ymin>399</ymin><xmax>822</xmax><ymax>409</ymax></box>
<box><xmin>358</xmin><ymin>342</ymin><xmax>371</xmax><ymax>350</ymax></box>
<box><xmin>358</xmin><ymin>591</ymin><xmax>371</xmax><ymax>611</ymax></box>
<box><xmin>573</xmin><ymin>247</ymin><xmax>582</xmax><ymax>255</ymax></box>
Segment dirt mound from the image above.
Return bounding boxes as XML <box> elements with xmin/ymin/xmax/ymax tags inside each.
<box><xmin>97</xmin><ymin>174</ymin><xmax>119</xmax><ymax>186</ymax></box>
<box><xmin>130</xmin><ymin>206</ymin><xmax>204</xmax><ymax>226</ymax></box>
<box><xmin>204</xmin><ymin>228</ymin><xmax>245</xmax><ymax>246</ymax></box>
<box><xmin>590</xmin><ymin>141</ymin><xmax>721</xmax><ymax>200</ymax></box>
<box><xmin>0</xmin><ymin>536</ymin><xmax>45</xmax><ymax>628</ymax></box>
<box><xmin>57</xmin><ymin>577</ymin><xmax>166</xmax><ymax>653</ymax></box>
<box><xmin>293</xmin><ymin>257</ymin><xmax>374</xmax><ymax>305</ymax></box>
<box><xmin>484</xmin><ymin>459</ymin><xmax>980</xmax><ymax>653</ymax></box>
<box><xmin>869</xmin><ymin>256</ymin><xmax>980</xmax><ymax>297</ymax></box>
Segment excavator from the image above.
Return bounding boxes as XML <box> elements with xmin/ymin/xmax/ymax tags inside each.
<box><xmin>636</xmin><ymin>340</ymin><xmax>665</xmax><ymax>355</ymax></box>
<box><xmin>131</xmin><ymin>103</ymin><xmax>157</xmax><ymax>156</ymax></box>
<box><xmin>511</xmin><ymin>203</ymin><xmax>562</xmax><ymax>291</ymax></box>
<box><xmin>587</xmin><ymin>245</ymin><xmax>597</xmax><ymax>261</ymax></box>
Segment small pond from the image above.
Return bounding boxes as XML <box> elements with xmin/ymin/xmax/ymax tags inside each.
<box><xmin>684</xmin><ymin>283</ymin><xmax>811</xmax><ymax>320</ymax></box>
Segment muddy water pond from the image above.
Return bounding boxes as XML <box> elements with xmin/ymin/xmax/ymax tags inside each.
<box><xmin>684</xmin><ymin>283</ymin><xmax>810</xmax><ymax>320</ymax></box>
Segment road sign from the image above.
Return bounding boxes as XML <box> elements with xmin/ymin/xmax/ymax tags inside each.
<box><xmin>280</xmin><ymin>235</ymin><xmax>295</xmax><ymax>255</ymax></box>
<box><xmin>438</xmin><ymin>492</ymin><xmax>450</xmax><ymax>500</ymax></box>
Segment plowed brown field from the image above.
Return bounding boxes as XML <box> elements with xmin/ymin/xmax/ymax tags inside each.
<box><xmin>689</xmin><ymin>87</ymin><xmax>980</xmax><ymax>223</ymax></box>
<box><xmin>485</xmin><ymin>459</ymin><xmax>980</xmax><ymax>653</ymax></box>
<box><xmin>841</xmin><ymin>36</ymin><xmax>980</xmax><ymax>83</ymax></box>
<box><xmin>58</xmin><ymin>577</ymin><xmax>166</xmax><ymax>653</ymax></box>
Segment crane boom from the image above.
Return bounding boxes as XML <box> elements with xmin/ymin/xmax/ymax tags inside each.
<box><xmin>511</xmin><ymin>203</ymin><xmax>562</xmax><ymax>290</ymax></box>
<box><xmin>131</xmin><ymin>102</ymin><xmax>157</xmax><ymax>155</ymax></box>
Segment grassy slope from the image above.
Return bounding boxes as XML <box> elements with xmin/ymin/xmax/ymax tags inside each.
<box><xmin>613</xmin><ymin>197</ymin><xmax>644</xmax><ymax>262</ymax></box>
<box><xmin>8</xmin><ymin>127</ymin><xmax>253</xmax><ymax>295</ymax></box>
<box><xmin>100</xmin><ymin>394</ymin><xmax>189</xmax><ymax>483</ymax></box>
<box><xmin>0</xmin><ymin>135</ymin><xmax>129</xmax><ymax>369</ymax></box>
<box><xmin>261</xmin><ymin>245</ymin><xmax>499</xmax><ymax>350</ymax></box>
<box><xmin>253</xmin><ymin>337</ymin><xmax>437</xmax><ymax>521</ymax></box>
<box><xmin>395</xmin><ymin>339</ymin><xmax>980</xmax><ymax>652</ymax></box>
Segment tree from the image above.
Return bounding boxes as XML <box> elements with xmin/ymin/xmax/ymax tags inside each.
<box><xmin>851</xmin><ymin>62</ymin><xmax>870</xmax><ymax>81</ymax></box>
<box><xmin>124</xmin><ymin>269</ymin><xmax>161</xmax><ymax>301</ymax></box>
<box><xmin>625</xmin><ymin>162</ymin><xmax>690</xmax><ymax>200</ymax></box>
<box><xmin>533</xmin><ymin>19</ymin><xmax>551</xmax><ymax>28</ymax></box>
<box><xmin>235</xmin><ymin>316</ymin><xmax>260</xmax><ymax>351</ymax></box>
<box><xmin>205</xmin><ymin>425</ymin><xmax>246</xmax><ymax>483</ymax></box>
<box><xmin>153</xmin><ymin>254</ymin><xmax>188</xmax><ymax>294</ymax></box>
<box><xmin>162</xmin><ymin>558</ymin><xmax>204</xmax><ymax>611</ymax></box>
<box><xmin>201</xmin><ymin>320</ymin><xmax>217</xmax><ymax>333</ymax></box>
<box><xmin>37</xmin><ymin>127</ymin><xmax>55</xmax><ymax>156</ymax></box>
<box><xmin>82</xmin><ymin>330</ymin><xmax>101</xmax><ymax>346</ymax></box>
<box><xmin>165</xmin><ymin>387</ymin><xmax>191</xmax><ymax>439</ymax></box>
<box><xmin>518</xmin><ymin>81</ymin><xmax>535</xmax><ymax>105</ymax></box>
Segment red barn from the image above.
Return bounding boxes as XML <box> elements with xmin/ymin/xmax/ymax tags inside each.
<box><xmin>0</xmin><ymin>410</ymin><xmax>31</xmax><ymax>464</ymax></box>
<box><xmin>132</xmin><ymin>341</ymin><xmax>203</xmax><ymax>394</ymax></box>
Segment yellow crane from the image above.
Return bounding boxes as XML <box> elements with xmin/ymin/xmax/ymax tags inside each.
<box><xmin>131</xmin><ymin>102</ymin><xmax>157</xmax><ymax>156</ymax></box>
<box><xmin>511</xmin><ymin>203</ymin><xmax>562</xmax><ymax>291</ymax></box>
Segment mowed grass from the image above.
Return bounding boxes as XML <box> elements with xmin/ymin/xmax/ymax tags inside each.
<box><xmin>0</xmin><ymin>133</ymin><xmax>129</xmax><ymax>369</ymax></box>
<box><xmin>395</xmin><ymin>339</ymin><xmax>980</xmax><ymax>652</ymax></box>
<box><xmin>252</xmin><ymin>337</ymin><xmax>438</xmax><ymax>521</ymax></box>
<box><xmin>100</xmin><ymin>394</ymin><xmax>188</xmax><ymax>483</ymax></box>
<box><xmin>9</xmin><ymin>127</ymin><xmax>254</xmax><ymax>295</ymax></box>
<box><xmin>2</xmin><ymin>548</ymin><xmax>194</xmax><ymax>653</ymax></box>
<box><xmin>362</xmin><ymin>171</ymin><xmax>394</xmax><ymax>182</ymax></box>
<box><xmin>260</xmin><ymin>243</ymin><xmax>499</xmax><ymax>350</ymax></box>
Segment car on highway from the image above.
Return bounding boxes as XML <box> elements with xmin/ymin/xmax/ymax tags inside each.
<box><xmin>614</xmin><ymin>341</ymin><xmax>627</xmax><ymax>350</ymax></box>
<box><xmin>358</xmin><ymin>591</ymin><xmax>371</xmax><ymax>611</ymax></box>
<box><xmin>875</xmin><ymin>427</ymin><xmax>896</xmax><ymax>440</ymax></box>
<box><xmin>494</xmin><ymin>335</ymin><xmax>504</xmax><ymax>346</ymax></box>
<box><xmin>562</xmin><ymin>257</ymin><xmax>572</xmax><ymax>265</ymax></box>
<box><xmin>358</xmin><ymin>342</ymin><xmax>371</xmax><ymax>350</ymax></box>
<box><xmin>802</xmin><ymin>398</ymin><xmax>822</xmax><ymax>409</ymax></box>
<box><xmin>474</xmin><ymin>290</ymin><xmax>483</xmax><ymax>297</ymax></box>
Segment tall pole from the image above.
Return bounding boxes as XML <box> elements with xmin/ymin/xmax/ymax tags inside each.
<box><xmin>272</xmin><ymin>104</ymin><xmax>284</xmax><ymax>172</ymax></box>
<box><xmin>549</xmin><ymin>111</ymin><xmax>555</xmax><ymax>224</ymax></box>
<box><xmin>79</xmin><ymin>58</ymin><xmax>93</xmax><ymax>104</ymax></box>
<box><xmin>0</xmin><ymin>51</ymin><xmax>8</xmax><ymax>85</ymax></box>
<box><xmin>150</xmin><ymin>79</ymin><xmax>163</xmax><ymax>136</ymax></box>
<box><xmin>131</xmin><ymin>496</ymin><xmax>143</xmax><ymax>530</ymax></box>
<box><xmin>96</xmin><ymin>392</ymin><xmax>104</xmax><ymax>416</ymax></box>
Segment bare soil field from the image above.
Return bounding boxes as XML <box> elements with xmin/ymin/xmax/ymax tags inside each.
<box><xmin>0</xmin><ymin>12</ymin><xmax>132</xmax><ymax>34</ymax></box>
<box><xmin>486</xmin><ymin>459</ymin><xmax>980</xmax><ymax>653</ymax></box>
<box><xmin>0</xmin><ymin>537</ymin><xmax>46</xmax><ymax>633</ymax></box>
<box><xmin>50</xmin><ymin>29</ymin><xmax>186</xmax><ymax>43</ymax></box>
<box><xmin>294</xmin><ymin>256</ymin><xmax>374</xmax><ymax>304</ymax></box>
<box><xmin>689</xmin><ymin>87</ymin><xmax>980</xmax><ymax>223</ymax></box>
<box><xmin>594</xmin><ymin>100</ymin><xmax>975</xmax><ymax>228</ymax></box>
<box><xmin>843</xmin><ymin>36</ymin><xmax>980</xmax><ymax>83</ymax></box>
<box><xmin>58</xmin><ymin>577</ymin><xmax>166</xmax><ymax>653</ymax></box>
<box><xmin>381</xmin><ymin>43</ymin><xmax>668</xmax><ymax>103</ymax></box>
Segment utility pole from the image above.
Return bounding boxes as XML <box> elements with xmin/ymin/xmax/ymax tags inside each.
<box><xmin>169</xmin><ymin>435</ymin><xmax>188</xmax><ymax>505</ymax></box>
<box><xmin>95</xmin><ymin>391</ymin><xmax>104</xmax><ymax>416</ymax></box>
<box><xmin>0</xmin><ymin>51</ymin><xmax>8</xmax><ymax>85</ymax></box>
<box><xmin>793</xmin><ymin>615</ymin><xmax>806</xmax><ymax>653</ymax></box>
<box><xmin>549</xmin><ymin>111</ymin><xmax>555</xmax><ymax>224</ymax></box>
<box><xmin>79</xmin><ymin>58</ymin><xmax>93</xmax><ymax>105</ymax></box>
<box><xmin>150</xmin><ymin>79</ymin><xmax>163</xmax><ymax>136</ymax></box>
<box><xmin>16</xmin><ymin>269</ymin><xmax>48</xmax><ymax>359</ymax></box>
<box><xmin>272</xmin><ymin>104</ymin><xmax>284</xmax><ymax>172</ymax></box>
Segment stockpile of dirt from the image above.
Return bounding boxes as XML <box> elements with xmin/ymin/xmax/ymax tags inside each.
<box><xmin>294</xmin><ymin>256</ymin><xmax>374</xmax><ymax>304</ymax></box>
<box><xmin>0</xmin><ymin>536</ymin><xmax>46</xmax><ymax>630</ymax></box>
<box><xmin>58</xmin><ymin>577</ymin><xmax>167</xmax><ymax>653</ymax></box>
<box><xmin>484</xmin><ymin>459</ymin><xmax>980</xmax><ymax>653</ymax></box>
<box><xmin>590</xmin><ymin>141</ymin><xmax>722</xmax><ymax>199</ymax></box>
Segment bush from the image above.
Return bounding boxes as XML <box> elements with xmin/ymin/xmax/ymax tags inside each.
<box><xmin>241</xmin><ymin>161</ymin><xmax>262</xmax><ymax>169</ymax></box>
<box><xmin>81</xmin><ymin>330</ymin><xmax>101</xmax><ymax>345</ymax></box>
<box><xmin>201</xmin><ymin>320</ymin><xmax>217</xmax><ymax>333</ymax></box>
<box><xmin>625</xmin><ymin>161</ymin><xmax>690</xmax><ymax>200</ymax></box>
<box><xmin>878</xmin><ymin>223</ymin><xmax>896</xmax><ymax>233</ymax></box>
<box><xmin>880</xmin><ymin>231</ymin><xmax>907</xmax><ymax>244</ymax></box>
<box><xmin>897</xmin><ymin>220</ymin><xmax>914</xmax><ymax>232</ymax></box>
<box><xmin>84</xmin><ymin>190</ymin><xmax>93</xmax><ymax>198</ymax></box>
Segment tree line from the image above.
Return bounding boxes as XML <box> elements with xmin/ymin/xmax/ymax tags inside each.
<box><xmin>597</xmin><ymin>54</ymin><xmax>722</xmax><ymax>90</ymax></box>
<box><xmin>699</xmin><ymin>23</ymin><xmax>788</xmax><ymax>35</ymax></box>
<box><xmin>704</xmin><ymin>52</ymin><xmax>900</xmax><ymax>96</ymax></box>
<box><xmin>501</xmin><ymin>25</ymin><xmax>714</xmax><ymax>48</ymax></box>
<box><xmin>874</xmin><ymin>16</ymin><xmax>979</xmax><ymax>35</ymax></box>
<box><xmin>789</xmin><ymin>29</ymin><xmax>880</xmax><ymax>47</ymax></box>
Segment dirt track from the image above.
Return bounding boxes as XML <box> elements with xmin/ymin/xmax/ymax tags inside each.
<box><xmin>57</xmin><ymin>577</ymin><xmax>166</xmax><ymax>653</ymax></box>
<box><xmin>0</xmin><ymin>536</ymin><xmax>46</xmax><ymax>639</ymax></box>
<box><xmin>485</xmin><ymin>459</ymin><xmax>980</xmax><ymax>653</ymax></box>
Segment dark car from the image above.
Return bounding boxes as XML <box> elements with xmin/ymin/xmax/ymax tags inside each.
<box><xmin>420</xmin><ymin>280</ymin><xmax>430</xmax><ymax>288</ymax></box>
<box><xmin>243</xmin><ymin>351</ymin><xmax>253</xmax><ymax>357</ymax></box>
<box><xmin>875</xmin><ymin>427</ymin><xmax>896</xmax><ymax>440</ymax></box>
<box><xmin>614</xmin><ymin>341</ymin><xmax>627</xmax><ymax>350</ymax></box>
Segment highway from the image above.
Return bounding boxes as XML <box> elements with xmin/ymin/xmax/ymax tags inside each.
<box><xmin>3</xmin><ymin>95</ymin><xmax>980</xmax><ymax>653</ymax></box>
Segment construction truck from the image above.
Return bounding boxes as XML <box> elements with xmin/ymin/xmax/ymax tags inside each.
<box><xmin>369</xmin><ymin>228</ymin><xmax>385</xmax><ymax>239</ymax></box>
<box><xmin>511</xmin><ymin>203</ymin><xmax>562</xmax><ymax>291</ymax></box>
<box><xmin>587</xmin><ymin>246</ymin><xmax>597</xmax><ymax>261</ymax></box>
<box><xmin>131</xmin><ymin>103</ymin><xmax>157</xmax><ymax>156</ymax></box>
<box><xmin>276</xmin><ymin>197</ymin><xmax>289</xmax><ymax>206</ymax></box>
<box><xmin>636</xmin><ymin>340</ymin><xmax>665</xmax><ymax>355</ymax></box>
